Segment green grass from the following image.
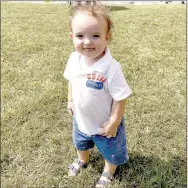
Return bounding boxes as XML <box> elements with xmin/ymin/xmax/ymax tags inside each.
<box><xmin>2</xmin><ymin>2</ymin><xmax>186</xmax><ymax>188</ymax></box>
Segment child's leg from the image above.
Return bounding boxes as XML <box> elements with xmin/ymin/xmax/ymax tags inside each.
<box><xmin>94</xmin><ymin>118</ymin><xmax>128</xmax><ymax>186</ymax></box>
<box><xmin>77</xmin><ymin>149</ymin><xmax>90</xmax><ymax>163</ymax></box>
<box><xmin>70</xmin><ymin>116</ymin><xmax>95</xmax><ymax>176</ymax></box>
<box><xmin>104</xmin><ymin>159</ymin><xmax>117</xmax><ymax>175</ymax></box>
<box><xmin>95</xmin><ymin>160</ymin><xmax>117</xmax><ymax>187</ymax></box>
<box><xmin>68</xmin><ymin>149</ymin><xmax>90</xmax><ymax>176</ymax></box>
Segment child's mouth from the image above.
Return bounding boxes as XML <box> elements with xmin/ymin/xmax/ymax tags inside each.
<box><xmin>84</xmin><ymin>48</ymin><xmax>95</xmax><ymax>52</ymax></box>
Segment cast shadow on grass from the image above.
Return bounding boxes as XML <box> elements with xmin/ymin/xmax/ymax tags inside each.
<box><xmin>105</xmin><ymin>6</ymin><xmax>130</xmax><ymax>11</ymax></box>
<box><xmin>90</xmin><ymin>152</ymin><xmax>186</xmax><ymax>187</ymax></box>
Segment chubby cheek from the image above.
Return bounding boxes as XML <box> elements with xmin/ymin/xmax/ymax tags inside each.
<box><xmin>73</xmin><ymin>40</ymin><xmax>82</xmax><ymax>50</ymax></box>
<box><xmin>96</xmin><ymin>40</ymin><xmax>108</xmax><ymax>48</ymax></box>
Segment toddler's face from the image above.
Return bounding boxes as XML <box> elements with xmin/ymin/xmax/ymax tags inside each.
<box><xmin>70</xmin><ymin>12</ymin><xmax>111</xmax><ymax>62</ymax></box>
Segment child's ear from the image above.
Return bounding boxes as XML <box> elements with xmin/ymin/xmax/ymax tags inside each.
<box><xmin>69</xmin><ymin>32</ymin><xmax>73</xmax><ymax>39</ymax></box>
<box><xmin>106</xmin><ymin>32</ymin><xmax>111</xmax><ymax>41</ymax></box>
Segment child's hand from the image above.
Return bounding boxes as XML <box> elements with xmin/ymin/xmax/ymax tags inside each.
<box><xmin>99</xmin><ymin>120</ymin><xmax>118</xmax><ymax>138</ymax></box>
<box><xmin>67</xmin><ymin>101</ymin><xmax>74</xmax><ymax>116</ymax></box>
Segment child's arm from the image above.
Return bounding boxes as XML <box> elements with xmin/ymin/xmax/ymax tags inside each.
<box><xmin>67</xmin><ymin>81</ymin><xmax>74</xmax><ymax>116</ymax></box>
<box><xmin>99</xmin><ymin>99</ymin><xmax>126</xmax><ymax>138</ymax></box>
<box><xmin>110</xmin><ymin>99</ymin><xmax>126</xmax><ymax>126</ymax></box>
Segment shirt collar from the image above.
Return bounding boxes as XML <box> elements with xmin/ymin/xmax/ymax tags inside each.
<box><xmin>80</xmin><ymin>48</ymin><xmax>112</xmax><ymax>74</ymax></box>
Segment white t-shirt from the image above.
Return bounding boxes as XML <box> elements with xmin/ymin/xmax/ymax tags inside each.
<box><xmin>64</xmin><ymin>48</ymin><xmax>131</xmax><ymax>135</ymax></box>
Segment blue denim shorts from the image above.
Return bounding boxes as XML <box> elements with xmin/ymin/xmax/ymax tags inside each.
<box><xmin>72</xmin><ymin>116</ymin><xmax>129</xmax><ymax>166</ymax></box>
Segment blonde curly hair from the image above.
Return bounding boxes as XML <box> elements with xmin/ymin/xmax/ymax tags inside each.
<box><xmin>69</xmin><ymin>1</ymin><xmax>113</xmax><ymax>34</ymax></box>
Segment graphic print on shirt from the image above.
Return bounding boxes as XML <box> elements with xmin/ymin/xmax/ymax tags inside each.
<box><xmin>86</xmin><ymin>74</ymin><xmax>107</xmax><ymax>90</ymax></box>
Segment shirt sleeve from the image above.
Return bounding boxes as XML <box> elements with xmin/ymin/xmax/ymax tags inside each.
<box><xmin>108</xmin><ymin>63</ymin><xmax>131</xmax><ymax>101</ymax></box>
<box><xmin>63</xmin><ymin>52</ymin><xmax>76</xmax><ymax>82</ymax></box>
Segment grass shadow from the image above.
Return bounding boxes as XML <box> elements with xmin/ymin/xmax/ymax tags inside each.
<box><xmin>90</xmin><ymin>152</ymin><xmax>186</xmax><ymax>187</ymax></box>
<box><xmin>105</xmin><ymin>6</ymin><xmax>130</xmax><ymax>11</ymax></box>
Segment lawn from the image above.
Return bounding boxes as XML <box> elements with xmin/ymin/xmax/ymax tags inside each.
<box><xmin>1</xmin><ymin>2</ymin><xmax>186</xmax><ymax>188</ymax></box>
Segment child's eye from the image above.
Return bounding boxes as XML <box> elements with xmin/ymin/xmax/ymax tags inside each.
<box><xmin>76</xmin><ymin>35</ymin><xmax>83</xmax><ymax>38</ymax></box>
<box><xmin>93</xmin><ymin>35</ymin><xmax>100</xmax><ymax>38</ymax></box>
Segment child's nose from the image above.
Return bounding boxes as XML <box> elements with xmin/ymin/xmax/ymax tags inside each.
<box><xmin>84</xmin><ymin>38</ymin><xmax>92</xmax><ymax>45</ymax></box>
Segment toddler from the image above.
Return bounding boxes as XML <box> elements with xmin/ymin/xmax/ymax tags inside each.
<box><xmin>64</xmin><ymin>2</ymin><xmax>131</xmax><ymax>187</ymax></box>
